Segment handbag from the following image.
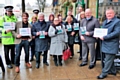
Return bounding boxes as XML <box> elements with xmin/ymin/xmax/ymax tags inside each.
<box><xmin>62</xmin><ymin>48</ymin><xmax>71</xmax><ymax>60</ymax></box>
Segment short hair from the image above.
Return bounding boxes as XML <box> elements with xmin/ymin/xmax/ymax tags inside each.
<box><xmin>22</xmin><ymin>12</ymin><xmax>29</xmax><ymax>17</ymax></box>
<box><xmin>38</xmin><ymin>12</ymin><xmax>44</xmax><ymax>17</ymax></box>
<box><xmin>106</xmin><ymin>8</ymin><xmax>115</xmax><ymax>13</ymax></box>
<box><xmin>32</xmin><ymin>16</ymin><xmax>37</xmax><ymax>20</ymax></box>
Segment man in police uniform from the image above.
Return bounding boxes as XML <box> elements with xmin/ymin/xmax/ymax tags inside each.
<box><xmin>0</xmin><ymin>5</ymin><xmax>17</xmax><ymax>69</ymax></box>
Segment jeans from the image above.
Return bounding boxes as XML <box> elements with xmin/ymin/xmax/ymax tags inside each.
<box><xmin>14</xmin><ymin>40</ymin><xmax>29</xmax><ymax>66</ymax></box>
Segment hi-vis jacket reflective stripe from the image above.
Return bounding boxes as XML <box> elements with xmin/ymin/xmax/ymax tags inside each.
<box><xmin>0</xmin><ymin>15</ymin><xmax>17</xmax><ymax>45</ymax></box>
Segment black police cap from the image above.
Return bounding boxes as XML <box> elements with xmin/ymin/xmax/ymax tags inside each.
<box><xmin>4</xmin><ymin>6</ymin><xmax>14</xmax><ymax>11</ymax></box>
<box><xmin>33</xmin><ymin>9</ymin><xmax>39</xmax><ymax>14</ymax></box>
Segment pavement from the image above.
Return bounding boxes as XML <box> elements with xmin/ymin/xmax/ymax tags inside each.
<box><xmin>0</xmin><ymin>44</ymin><xmax>120</xmax><ymax>80</ymax></box>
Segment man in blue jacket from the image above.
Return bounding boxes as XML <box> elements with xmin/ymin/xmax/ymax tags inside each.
<box><xmin>97</xmin><ymin>9</ymin><xmax>120</xmax><ymax>79</ymax></box>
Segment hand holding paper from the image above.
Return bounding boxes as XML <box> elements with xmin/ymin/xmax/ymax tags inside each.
<box><xmin>6</xmin><ymin>29</ymin><xmax>11</xmax><ymax>33</ymax></box>
<box><xmin>36</xmin><ymin>32</ymin><xmax>40</xmax><ymax>36</ymax></box>
<box><xmin>85</xmin><ymin>32</ymin><xmax>90</xmax><ymax>36</ymax></box>
<box><xmin>17</xmin><ymin>34</ymin><xmax>21</xmax><ymax>38</ymax></box>
<box><xmin>44</xmin><ymin>32</ymin><xmax>48</xmax><ymax>35</ymax></box>
<box><xmin>81</xmin><ymin>36</ymin><xmax>85</xmax><ymax>40</ymax></box>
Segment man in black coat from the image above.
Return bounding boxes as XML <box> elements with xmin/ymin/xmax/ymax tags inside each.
<box><xmin>32</xmin><ymin>13</ymin><xmax>49</xmax><ymax>68</ymax></box>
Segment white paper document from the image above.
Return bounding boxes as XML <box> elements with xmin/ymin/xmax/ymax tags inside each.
<box><xmin>4</xmin><ymin>22</ymin><xmax>15</xmax><ymax>30</ymax></box>
<box><xmin>93</xmin><ymin>28</ymin><xmax>108</xmax><ymax>37</ymax></box>
<box><xmin>19</xmin><ymin>28</ymin><xmax>31</xmax><ymax>36</ymax></box>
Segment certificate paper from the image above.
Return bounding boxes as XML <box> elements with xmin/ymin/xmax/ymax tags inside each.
<box><xmin>19</xmin><ymin>28</ymin><xmax>31</xmax><ymax>36</ymax></box>
<box><xmin>4</xmin><ymin>22</ymin><xmax>15</xmax><ymax>30</ymax></box>
<box><xmin>66</xmin><ymin>25</ymin><xmax>72</xmax><ymax>31</ymax></box>
<box><xmin>39</xmin><ymin>31</ymin><xmax>45</xmax><ymax>39</ymax></box>
<box><xmin>80</xmin><ymin>26</ymin><xmax>86</xmax><ymax>34</ymax></box>
<box><xmin>56</xmin><ymin>26</ymin><xmax>63</xmax><ymax>34</ymax></box>
<box><xmin>74</xmin><ymin>23</ymin><xmax>79</xmax><ymax>30</ymax></box>
<box><xmin>93</xmin><ymin>28</ymin><xmax>108</xmax><ymax>37</ymax></box>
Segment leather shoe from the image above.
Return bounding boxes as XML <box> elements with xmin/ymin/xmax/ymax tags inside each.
<box><xmin>7</xmin><ymin>64</ymin><xmax>13</xmax><ymax>69</ymax></box>
<box><xmin>26</xmin><ymin>63</ymin><xmax>32</xmax><ymax>68</ymax></box>
<box><xmin>36</xmin><ymin>63</ymin><xmax>40</xmax><ymax>69</ymax></box>
<box><xmin>88</xmin><ymin>65</ymin><xmax>95</xmax><ymax>69</ymax></box>
<box><xmin>77</xmin><ymin>51</ymin><xmax>80</xmax><ymax>53</ymax></box>
<box><xmin>15</xmin><ymin>67</ymin><xmax>20</xmax><ymax>73</ymax></box>
<box><xmin>59</xmin><ymin>62</ymin><xmax>62</xmax><ymax>66</ymax></box>
<box><xmin>79</xmin><ymin>57</ymin><xmax>82</xmax><ymax>60</ymax></box>
<box><xmin>79</xmin><ymin>63</ymin><xmax>87</xmax><ymax>67</ymax></box>
<box><xmin>44</xmin><ymin>62</ymin><xmax>49</xmax><ymax>66</ymax></box>
<box><xmin>54</xmin><ymin>62</ymin><xmax>58</xmax><ymax>66</ymax></box>
<box><xmin>97</xmin><ymin>75</ymin><xmax>107</xmax><ymax>79</ymax></box>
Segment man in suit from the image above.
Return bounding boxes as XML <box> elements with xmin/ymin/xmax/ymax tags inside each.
<box><xmin>97</xmin><ymin>9</ymin><xmax>120</xmax><ymax>79</ymax></box>
<box><xmin>79</xmin><ymin>9</ymin><xmax>100</xmax><ymax>69</ymax></box>
<box><xmin>12</xmin><ymin>12</ymin><xmax>32</xmax><ymax>73</ymax></box>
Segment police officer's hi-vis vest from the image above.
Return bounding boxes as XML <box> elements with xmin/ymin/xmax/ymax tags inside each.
<box><xmin>0</xmin><ymin>15</ymin><xmax>17</xmax><ymax>45</ymax></box>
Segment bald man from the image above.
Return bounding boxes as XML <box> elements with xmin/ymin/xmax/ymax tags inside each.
<box><xmin>79</xmin><ymin>9</ymin><xmax>100</xmax><ymax>69</ymax></box>
<box><xmin>97</xmin><ymin>9</ymin><xmax>120</xmax><ymax>79</ymax></box>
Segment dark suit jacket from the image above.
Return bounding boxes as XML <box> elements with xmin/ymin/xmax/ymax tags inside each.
<box><xmin>102</xmin><ymin>17</ymin><xmax>120</xmax><ymax>54</ymax></box>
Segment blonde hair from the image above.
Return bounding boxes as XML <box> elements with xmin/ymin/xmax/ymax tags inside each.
<box><xmin>65</xmin><ymin>15</ymin><xmax>73</xmax><ymax>22</ymax></box>
<box><xmin>32</xmin><ymin>16</ymin><xmax>37</xmax><ymax>20</ymax></box>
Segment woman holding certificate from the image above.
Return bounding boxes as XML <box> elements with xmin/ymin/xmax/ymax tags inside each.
<box><xmin>48</xmin><ymin>17</ymin><xmax>68</xmax><ymax>66</ymax></box>
<box><xmin>64</xmin><ymin>15</ymin><xmax>77</xmax><ymax>59</ymax></box>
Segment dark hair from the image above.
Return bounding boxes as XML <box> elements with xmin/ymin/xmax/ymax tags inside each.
<box><xmin>49</xmin><ymin>14</ymin><xmax>54</xmax><ymax>21</ymax></box>
<box><xmin>22</xmin><ymin>12</ymin><xmax>29</xmax><ymax>17</ymax></box>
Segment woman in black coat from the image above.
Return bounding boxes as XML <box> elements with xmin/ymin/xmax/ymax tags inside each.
<box><xmin>64</xmin><ymin>15</ymin><xmax>77</xmax><ymax>59</ymax></box>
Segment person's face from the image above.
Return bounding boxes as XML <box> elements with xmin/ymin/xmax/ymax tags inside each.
<box><xmin>53</xmin><ymin>18</ymin><xmax>59</xmax><ymax>25</ymax></box>
<box><xmin>68</xmin><ymin>11</ymin><xmax>72</xmax><ymax>16</ymax></box>
<box><xmin>59</xmin><ymin>16</ymin><xmax>62</xmax><ymax>22</ymax></box>
<box><xmin>22</xmin><ymin>14</ymin><xmax>28</xmax><ymax>22</ymax></box>
<box><xmin>67</xmin><ymin>16</ymin><xmax>72</xmax><ymax>23</ymax></box>
<box><xmin>85</xmin><ymin>10</ymin><xmax>92</xmax><ymax>18</ymax></box>
<box><xmin>38</xmin><ymin>15</ymin><xmax>44</xmax><ymax>21</ymax></box>
<box><xmin>106</xmin><ymin>10</ymin><xmax>115</xmax><ymax>20</ymax></box>
<box><xmin>6</xmin><ymin>11</ymin><xmax>12</xmax><ymax>16</ymax></box>
<box><xmin>80</xmin><ymin>14</ymin><xmax>85</xmax><ymax>19</ymax></box>
<box><xmin>79</xmin><ymin>7</ymin><xmax>83</xmax><ymax>13</ymax></box>
<box><xmin>50</xmin><ymin>16</ymin><xmax>54</xmax><ymax>21</ymax></box>
<box><xmin>32</xmin><ymin>17</ymin><xmax>37</xmax><ymax>23</ymax></box>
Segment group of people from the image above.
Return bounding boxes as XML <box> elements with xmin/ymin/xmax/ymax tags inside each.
<box><xmin>0</xmin><ymin>5</ymin><xmax>120</xmax><ymax>79</ymax></box>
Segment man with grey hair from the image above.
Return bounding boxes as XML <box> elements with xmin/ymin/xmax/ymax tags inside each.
<box><xmin>97</xmin><ymin>9</ymin><xmax>120</xmax><ymax>79</ymax></box>
<box><xmin>79</xmin><ymin>9</ymin><xmax>100</xmax><ymax>69</ymax></box>
<box><xmin>32</xmin><ymin>12</ymin><xmax>49</xmax><ymax>68</ymax></box>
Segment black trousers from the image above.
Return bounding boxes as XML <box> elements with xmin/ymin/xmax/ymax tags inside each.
<box><xmin>35</xmin><ymin>51</ymin><xmax>48</xmax><ymax>63</ymax></box>
<box><xmin>0</xmin><ymin>56</ymin><xmax>5</xmax><ymax>72</ymax></box>
<box><xmin>4</xmin><ymin>44</ymin><xmax>15</xmax><ymax>65</ymax></box>
<box><xmin>68</xmin><ymin>44</ymin><xmax>74</xmax><ymax>56</ymax></box>
<box><xmin>53</xmin><ymin>55</ymin><xmax>62</xmax><ymax>63</ymax></box>
<box><xmin>30</xmin><ymin>45</ymin><xmax>35</xmax><ymax>59</ymax></box>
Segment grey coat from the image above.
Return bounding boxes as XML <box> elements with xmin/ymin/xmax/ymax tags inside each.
<box><xmin>79</xmin><ymin>16</ymin><xmax>100</xmax><ymax>43</ymax></box>
<box><xmin>48</xmin><ymin>25</ymin><xmax>68</xmax><ymax>55</ymax></box>
<box><xmin>32</xmin><ymin>20</ymin><xmax>49</xmax><ymax>52</ymax></box>
<box><xmin>101</xmin><ymin>17</ymin><xmax>120</xmax><ymax>54</ymax></box>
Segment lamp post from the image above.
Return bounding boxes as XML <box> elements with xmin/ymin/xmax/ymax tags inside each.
<box><xmin>96</xmin><ymin>0</ymin><xmax>99</xmax><ymax>18</ymax></box>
